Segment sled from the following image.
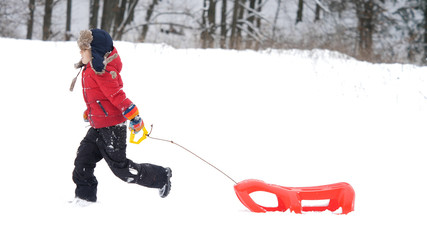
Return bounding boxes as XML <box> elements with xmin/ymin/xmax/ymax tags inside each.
<box><xmin>234</xmin><ymin>179</ymin><xmax>355</xmax><ymax>214</ymax></box>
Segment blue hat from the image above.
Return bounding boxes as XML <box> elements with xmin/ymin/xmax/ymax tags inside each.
<box><xmin>77</xmin><ymin>29</ymin><xmax>113</xmax><ymax>73</ymax></box>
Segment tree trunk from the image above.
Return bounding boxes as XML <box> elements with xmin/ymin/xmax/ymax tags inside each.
<box><xmin>42</xmin><ymin>0</ymin><xmax>54</xmax><ymax>40</ymax></box>
<box><xmin>65</xmin><ymin>0</ymin><xmax>72</xmax><ymax>40</ymax></box>
<box><xmin>89</xmin><ymin>0</ymin><xmax>100</xmax><ymax>29</ymax></box>
<box><xmin>201</xmin><ymin>0</ymin><xmax>216</xmax><ymax>48</ymax></box>
<box><xmin>245</xmin><ymin>0</ymin><xmax>256</xmax><ymax>49</ymax></box>
<box><xmin>140</xmin><ymin>0</ymin><xmax>158</xmax><ymax>42</ymax></box>
<box><xmin>207</xmin><ymin>0</ymin><xmax>216</xmax><ymax>48</ymax></box>
<box><xmin>254</xmin><ymin>0</ymin><xmax>262</xmax><ymax>49</ymax></box>
<box><xmin>101</xmin><ymin>0</ymin><xmax>119</xmax><ymax>33</ymax></box>
<box><xmin>230</xmin><ymin>0</ymin><xmax>247</xmax><ymax>49</ymax></box>
<box><xmin>272</xmin><ymin>0</ymin><xmax>281</xmax><ymax>41</ymax></box>
<box><xmin>314</xmin><ymin>3</ymin><xmax>320</xmax><ymax>21</ymax></box>
<box><xmin>220</xmin><ymin>0</ymin><xmax>227</xmax><ymax>48</ymax></box>
<box><xmin>201</xmin><ymin>0</ymin><xmax>209</xmax><ymax>48</ymax></box>
<box><xmin>26</xmin><ymin>0</ymin><xmax>36</xmax><ymax>39</ymax></box>
<box><xmin>296</xmin><ymin>0</ymin><xmax>303</xmax><ymax>24</ymax></box>
<box><xmin>113</xmin><ymin>0</ymin><xmax>127</xmax><ymax>39</ymax></box>
<box><xmin>115</xmin><ymin>0</ymin><xmax>139</xmax><ymax>40</ymax></box>
<box><xmin>229</xmin><ymin>0</ymin><xmax>240</xmax><ymax>49</ymax></box>
<box><xmin>235</xmin><ymin>0</ymin><xmax>246</xmax><ymax>49</ymax></box>
<box><xmin>355</xmin><ymin>0</ymin><xmax>374</xmax><ymax>60</ymax></box>
<box><xmin>423</xmin><ymin>0</ymin><xmax>427</xmax><ymax>64</ymax></box>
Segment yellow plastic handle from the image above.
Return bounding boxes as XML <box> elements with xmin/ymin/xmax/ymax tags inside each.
<box><xmin>130</xmin><ymin>126</ymin><xmax>148</xmax><ymax>144</ymax></box>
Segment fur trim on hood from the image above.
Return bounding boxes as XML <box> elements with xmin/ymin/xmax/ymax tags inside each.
<box><xmin>91</xmin><ymin>51</ymin><xmax>119</xmax><ymax>77</ymax></box>
<box><xmin>77</xmin><ymin>30</ymin><xmax>93</xmax><ymax>50</ymax></box>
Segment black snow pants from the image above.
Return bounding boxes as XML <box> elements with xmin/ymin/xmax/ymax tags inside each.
<box><xmin>72</xmin><ymin>123</ymin><xmax>168</xmax><ymax>202</ymax></box>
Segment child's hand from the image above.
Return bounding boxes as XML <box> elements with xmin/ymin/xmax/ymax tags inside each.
<box><xmin>123</xmin><ymin>104</ymin><xmax>144</xmax><ymax>133</ymax></box>
<box><xmin>129</xmin><ymin>115</ymin><xmax>144</xmax><ymax>134</ymax></box>
<box><xmin>83</xmin><ymin>109</ymin><xmax>89</xmax><ymax>122</ymax></box>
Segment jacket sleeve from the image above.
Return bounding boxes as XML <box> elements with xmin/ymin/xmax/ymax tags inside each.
<box><xmin>95</xmin><ymin>71</ymin><xmax>134</xmax><ymax>113</ymax></box>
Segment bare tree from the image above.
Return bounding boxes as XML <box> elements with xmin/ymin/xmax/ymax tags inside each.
<box><xmin>230</xmin><ymin>0</ymin><xmax>248</xmax><ymax>49</ymax></box>
<box><xmin>296</xmin><ymin>0</ymin><xmax>303</xmax><ymax>23</ymax></box>
<box><xmin>235</xmin><ymin>0</ymin><xmax>246</xmax><ymax>48</ymax></box>
<box><xmin>201</xmin><ymin>0</ymin><xmax>216</xmax><ymax>48</ymax></box>
<box><xmin>314</xmin><ymin>2</ymin><xmax>321</xmax><ymax>21</ymax></box>
<box><xmin>101</xmin><ymin>0</ymin><xmax>119</xmax><ymax>32</ymax></box>
<box><xmin>140</xmin><ymin>0</ymin><xmax>159</xmax><ymax>42</ymax></box>
<box><xmin>112</xmin><ymin>0</ymin><xmax>127</xmax><ymax>38</ymax></box>
<box><xmin>229</xmin><ymin>0</ymin><xmax>268</xmax><ymax>49</ymax></box>
<box><xmin>272</xmin><ymin>0</ymin><xmax>282</xmax><ymax>41</ymax></box>
<box><xmin>246</xmin><ymin>0</ymin><xmax>257</xmax><ymax>48</ymax></box>
<box><xmin>27</xmin><ymin>0</ymin><xmax>36</xmax><ymax>39</ymax></box>
<box><xmin>114</xmin><ymin>0</ymin><xmax>139</xmax><ymax>40</ymax></box>
<box><xmin>229</xmin><ymin>0</ymin><xmax>240</xmax><ymax>49</ymax></box>
<box><xmin>245</xmin><ymin>0</ymin><xmax>264</xmax><ymax>49</ymax></box>
<box><xmin>220</xmin><ymin>0</ymin><xmax>227</xmax><ymax>48</ymax></box>
<box><xmin>354</xmin><ymin>0</ymin><xmax>375</xmax><ymax>60</ymax></box>
<box><xmin>423</xmin><ymin>0</ymin><xmax>427</xmax><ymax>63</ymax></box>
<box><xmin>42</xmin><ymin>0</ymin><xmax>54</xmax><ymax>40</ymax></box>
<box><xmin>65</xmin><ymin>0</ymin><xmax>72</xmax><ymax>40</ymax></box>
<box><xmin>89</xmin><ymin>0</ymin><xmax>100</xmax><ymax>29</ymax></box>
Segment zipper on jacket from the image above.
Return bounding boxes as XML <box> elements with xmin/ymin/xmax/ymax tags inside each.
<box><xmin>96</xmin><ymin>100</ymin><xmax>108</xmax><ymax>117</ymax></box>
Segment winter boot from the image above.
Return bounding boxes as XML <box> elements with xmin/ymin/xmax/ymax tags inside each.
<box><xmin>69</xmin><ymin>197</ymin><xmax>95</xmax><ymax>207</ymax></box>
<box><xmin>159</xmin><ymin>167</ymin><xmax>172</xmax><ymax>198</ymax></box>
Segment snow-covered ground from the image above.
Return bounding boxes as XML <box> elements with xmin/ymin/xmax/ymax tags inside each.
<box><xmin>1</xmin><ymin>38</ymin><xmax>427</xmax><ymax>239</ymax></box>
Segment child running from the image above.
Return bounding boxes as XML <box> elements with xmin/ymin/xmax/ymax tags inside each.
<box><xmin>71</xmin><ymin>29</ymin><xmax>171</xmax><ymax>204</ymax></box>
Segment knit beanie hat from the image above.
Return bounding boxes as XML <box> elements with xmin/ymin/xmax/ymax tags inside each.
<box><xmin>77</xmin><ymin>29</ymin><xmax>114</xmax><ymax>73</ymax></box>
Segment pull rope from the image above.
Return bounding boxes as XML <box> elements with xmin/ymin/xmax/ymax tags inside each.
<box><xmin>146</xmin><ymin>125</ymin><xmax>238</xmax><ymax>185</ymax></box>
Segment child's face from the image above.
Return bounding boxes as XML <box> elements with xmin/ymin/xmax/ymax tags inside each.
<box><xmin>80</xmin><ymin>49</ymin><xmax>92</xmax><ymax>65</ymax></box>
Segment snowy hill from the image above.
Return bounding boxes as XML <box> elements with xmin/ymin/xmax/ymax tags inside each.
<box><xmin>1</xmin><ymin>38</ymin><xmax>427</xmax><ymax>239</ymax></box>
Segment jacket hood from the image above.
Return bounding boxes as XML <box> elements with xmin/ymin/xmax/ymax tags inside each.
<box><xmin>92</xmin><ymin>47</ymin><xmax>121</xmax><ymax>79</ymax></box>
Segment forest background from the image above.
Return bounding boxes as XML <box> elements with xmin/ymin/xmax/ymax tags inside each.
<box><xmin>1</xmin><ymin>0</ymin><xmax>426</xmax><ymax>65</ymax></box>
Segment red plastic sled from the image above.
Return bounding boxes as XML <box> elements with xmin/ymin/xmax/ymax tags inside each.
<box><xmin>234</xmin><ymin>179</ymin><xmax>355</xmax><ymax>214</ymax></box>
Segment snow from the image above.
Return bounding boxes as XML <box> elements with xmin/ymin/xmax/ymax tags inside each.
<box><xmin>1</xmin><ymin>37</ymin><xmax>427</xmax><ymax>239</ymax></box>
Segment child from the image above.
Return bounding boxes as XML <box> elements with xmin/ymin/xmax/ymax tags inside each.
<box><xmin>72</xmin><ymin>29</ymin><xmax>171</xmax><ymax>204</ymax></box>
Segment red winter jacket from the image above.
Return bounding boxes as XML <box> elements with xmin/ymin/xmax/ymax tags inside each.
<box><xmin>81</xmin><ymin>47</ymin><xmax>133</xmax><ymax>128</ymax></box>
